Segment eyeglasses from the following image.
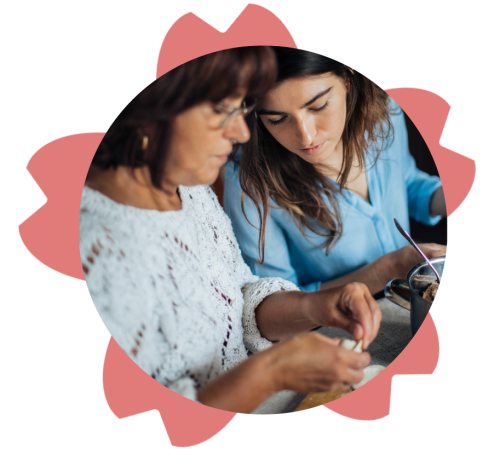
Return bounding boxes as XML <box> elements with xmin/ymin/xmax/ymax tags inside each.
<box><xmin>213</xmin><ymin>101</ymin><xmax>257</xmax><ymax>129</ymax></box>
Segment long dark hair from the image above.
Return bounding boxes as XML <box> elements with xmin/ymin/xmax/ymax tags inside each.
<box><xmin>90</xmin><ymin>47</ymin><xmax>277</xmax><ymax>190</ymax></box>
<box><xmin>237</xmin><ymin>47</ymin><xmax>394</xmax><ymax>263</ymax></box>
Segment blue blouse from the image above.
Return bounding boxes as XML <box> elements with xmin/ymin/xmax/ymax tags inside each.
<box><xmin>224</xmin><ymin>104</ymin><xmax>443</xmax><ymax>292</ymax></box>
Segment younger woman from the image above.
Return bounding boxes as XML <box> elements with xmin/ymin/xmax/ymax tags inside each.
<box><xmin>225</xmin><ymin>47</ymin><xmax>446</xmax><ymax>294</ymax></box>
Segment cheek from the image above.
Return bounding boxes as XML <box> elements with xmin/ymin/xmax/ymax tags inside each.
<box><xmin>324</xmin><ymin>109</ymin><xmax>345</xmax><ymax>139</ymax></box>
<box><xmin>262</xmin><ymin>123</ymin><xmax>289</xmax><ymax>148</ymax></box>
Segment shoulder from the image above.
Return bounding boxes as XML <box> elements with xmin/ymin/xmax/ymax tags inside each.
<box><xmin>225</xmin><ymin>158</ymin><xmax>240</xmax><ymax>176</ymax></box>
<box><xmin>79</xmin><ymin>186</ymin><xmax>130</xmax><ymax>247</ymax></box>
<box><xmin>181</xmin><ymin>184</ymin><xmax>224</xmax><ymax>214</ymax></box>
<box><xmin>225</xmin><ymin>147</ymin><xmax>242</xmax><ymax>178</ymax></box>
<box><xmin>79</xmin><ymin>187</ymin><xmax>164</xmax><ymax>286</ymax></box>
<box><xmin>225</xmin><ymin>147</ymin><xmax>241</xmax><ymax>187</ymax></box>
<box><xmin>180</xmin><ymin>184</ymin><xmax>237</xmax><ymax>237</ymax></box>
<box><xmin>387</xmin><ymin>97</ymin><xmax>407</xmax><ymax>136</ymax></box>
<box><xmin>79</xmin><ymin>193</ymin><xmax>118</xmax><ymax>265</ymax></box>
<box><xmin>372</xmin><ymin>97</ymin><xmax>408</xmax><ymax>162</ymax></box>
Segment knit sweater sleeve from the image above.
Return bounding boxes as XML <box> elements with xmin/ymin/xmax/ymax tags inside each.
<box><xmin>203</xmin><ymin>186</ymin><xmax>300</xmax><ymax>353</ymax></box>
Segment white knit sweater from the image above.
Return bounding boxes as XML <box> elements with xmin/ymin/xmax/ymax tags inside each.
<box><xmin>80</xmin><ymin>184</ymin><xmax>298</xmax><ymax>402</ymax></box>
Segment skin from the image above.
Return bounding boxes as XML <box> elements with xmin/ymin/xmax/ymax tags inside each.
<box><xmin>258</xmin><ymin>74</ymin><xmax>447</xmax><ymax>294</ymax></box>
<box><xmin>86</xmin><ymin>99</ymin><xmax>248</xmax><ymax>211</ymax></box>
<box><xmin>86</xmin><ymin>93</ymin><xmax>381</xmax><ymax>414</ymax></box>
<box><xmin>258</xmin><ymin>73</ymin><xmax>370</xmax><ymax>198</ymax></box>
<box><xmin>258</xmin><ymin>74</ymin><xmax>349</xmax><ymax>170</ymax></box>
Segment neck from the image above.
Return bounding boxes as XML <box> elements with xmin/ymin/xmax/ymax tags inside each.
<box><xmin>316</xmin><ymin>140</ymin><xmax>344</xmax><ymax>178</ymax></box>
<box><xmin>85</xmin><ymin>165</ymin><xmax>182</xmax><ymax>212</ymax></box>
<box><xmin>317</xmin><ymin>141</ymin><xmax>363</xmax><ymax>182</ymax></box>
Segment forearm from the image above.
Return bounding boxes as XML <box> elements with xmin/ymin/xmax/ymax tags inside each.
<box><xmin>255</xmin><ymin>290</ymin><xmax>317</xmax><ymax>342</ymax></box>
<box><xmin>197</xmin><ymin>349</ymin><xmax>278</xmax><ymax>413</ymax></box>
<box><xmin>319</xmin><ymin>255</ymin><xmax>395</xmax><ymax>295</ymax></box>
<box><xmin>319</xmin><ymin>244</ymin><xmax>446</xmax><ymax>297</ymax></box>
<box><xmin>430</xmin><ymin>186</ymin><xmax>446</xmax><ymax>217</ymax></box>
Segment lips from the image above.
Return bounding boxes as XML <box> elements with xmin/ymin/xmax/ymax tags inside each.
<box><xmin>299</xmin><ymin>142</ymin><xmax>324</xmax><ymax>156</ymax></box>
<box><xmin>213</xmin><ymin>153</ymin><xmax>231</xmax><ymax>160</ymax></box>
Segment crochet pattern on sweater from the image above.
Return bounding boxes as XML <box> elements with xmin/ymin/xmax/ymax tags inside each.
<box><xmin>80</xmin><ymin>184</ymin><xmax>298</xmax><ymax>401</ymax></box>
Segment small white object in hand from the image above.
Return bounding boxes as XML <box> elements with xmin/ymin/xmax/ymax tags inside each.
<box><xmin>340</xmin><ymin>338</ymin><xmax>384</xmax><ymax>389</ymax></box>
<box><xmin>340</xmin><ymin>338</ymin><xmax>362</xmax><ymax>352</ymax></box>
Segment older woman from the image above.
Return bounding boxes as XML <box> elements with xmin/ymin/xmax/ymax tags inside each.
<box><xmin>80</xmin><ymin>47</ymin><xmax>381</xmax><ymax>414</ymax></box>
<box><xmin>225</xmin><ymin>47</ymin><xmax>446</xmax><ymax>295</ymax></box>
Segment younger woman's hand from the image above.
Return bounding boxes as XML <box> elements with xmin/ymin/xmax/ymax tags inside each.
<box><xmin>390</xmin><ymin>243</ymin><xmax>446</xmax><ymax>280</ymax></box>
<box><xmin>266</xmin><ymin>332</ymin><xmax>371</xmax><ymax>393</ymax></box>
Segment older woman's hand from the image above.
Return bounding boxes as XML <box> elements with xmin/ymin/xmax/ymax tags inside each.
<box><xmin>197</xmin><ymin>331</ymin><xmax>370</xmax><ymax>412</ymax></box>
<box><xmin>267</xmin><ymin>332</ymin><xmax>371</xmax><ymax>393</ymax></box>
<box><xmin>304</xmin><ymin>283</ymin><xmax>382</xmax><ymax>349</ymax></box>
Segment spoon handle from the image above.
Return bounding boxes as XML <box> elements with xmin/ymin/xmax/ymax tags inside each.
<box><xmin>394</xmin><ymin>218</ymin><xmax>441</xmax><ymax>283</ymax></box>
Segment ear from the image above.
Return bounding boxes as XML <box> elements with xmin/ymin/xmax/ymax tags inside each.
<box><xmin>138</xmin><ymin>123</ymin><xmax>159</xmax><ymax>151</ymax></box>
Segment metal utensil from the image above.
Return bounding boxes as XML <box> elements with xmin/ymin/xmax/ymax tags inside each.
<box><xmin>385</xmin><ymin>256</ymin><xmax>445</xmax><ymax>335</ymax></box>
<box><xmin>394</xmin><ymin>218</ymin><xmax>441</xmax><ymax>284</ymax></box>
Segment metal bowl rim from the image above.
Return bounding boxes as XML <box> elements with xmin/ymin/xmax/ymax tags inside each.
<box><xmin>406</xmin><ymin>255</ymin><xmax>446</xmax><ymax>303</ymax></box>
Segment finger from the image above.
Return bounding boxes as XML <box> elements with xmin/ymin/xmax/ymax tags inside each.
<box><xmin>334</xmin><ymin>349</ymin><xmax>370</xmax><ymax>384</ymax></box>
<box><xmin>358</xmin><ymin>284</ymin><xmax>375</xmax><ymax>349</ymax></box>
<box><xmin>343</xmin><ymin>349</ymin><xmax>371</xmax><ymax>370</ymax></box>
<box><xmin>360</xmin><ymin>286</ymin><xmax>378</xmax><ymax>348</ymax></box>
<box><xmin>360</xmin><ymin>284</ymin><xmax>376</xmax><ymax>338</ymax></box>
<box><xmin>421</xmin><ymin>243</ymin><xmax>446</xmax><ymax>257</ymax></box>
<box><xmin>364</xmin><ymin>291</ymin><xmax>382</xmax><ymax>348</ymax></box>
<box><xmin>330</xmin><ymin>312</ymin><xmax>363</xmax><ymax>341</ymax></box>
<box><xmin>372</xmin><ymin>305</ymin><xmax>382</xmax><ymax>343</ymax></box>
<box><xmin>343</xmin><ymin>284</ymin><xmax>373</xmax><ymax>346</ymax></box>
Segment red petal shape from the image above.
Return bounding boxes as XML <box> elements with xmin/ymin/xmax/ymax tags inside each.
<box><xmin>387</xmin><ymin>88</ymin><xmax>476</xmax><ymax>217</ymax></box>
<box><xmin>19</xmin><ymin>133</ymin><xmax>103</xmax><ymax>280</ymax></box>
<box><xmin>103</xmin><ymin>338</ymin><xmax>235</xmax><ymax>447</ymax></box>
<box><xmin>325</xmin><ymin>314</ymin><xmax>439</xmax><ymax>420</ymax></box>
<box><xmin>156</xmin><ymin>4</ymin><xmax>296</xmax><ymax>78</ymax></box>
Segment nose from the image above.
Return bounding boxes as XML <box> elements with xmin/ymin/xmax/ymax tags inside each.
<box><xmin>223</xmin><ymin>113</ymin><xmax>250</xmax><ymax>144</ymax></box>
<box><xmin>294</xmin><ymin>114</ymin><xmax>316</xmax><ymax>147</ymax></box>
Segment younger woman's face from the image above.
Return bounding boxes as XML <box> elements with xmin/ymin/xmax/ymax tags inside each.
<box><xmin>257</xmin><ymin>73</ymin><xmax>348</xmax><ymax>165</ymax></box>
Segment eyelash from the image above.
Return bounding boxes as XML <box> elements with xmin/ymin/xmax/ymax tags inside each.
<box><xmin>267</xmin><ymin>101</ymin><xmax>330</xmax><ymax>126</ymax></box>
<box><xmin>311</xmin><ymin>101</ymin><xmax>329</xmax><ymax>112</ymax></box>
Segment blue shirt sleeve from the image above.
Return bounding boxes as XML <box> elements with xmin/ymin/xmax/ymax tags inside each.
<box><xmin>391</xmin><ymin>105</ymin><xmax>443</xmax><ymax>226</ymax></box>
<box><xmin>224</xmin><ymin>161</ymin><xmax>321</xmax><ymax>292</ymax></box>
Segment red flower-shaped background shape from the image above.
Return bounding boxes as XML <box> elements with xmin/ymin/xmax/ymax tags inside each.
<box><xmin>18</xmin><ymin>4</ymin><xmax>475</xmax><ymax>447</ymax></box>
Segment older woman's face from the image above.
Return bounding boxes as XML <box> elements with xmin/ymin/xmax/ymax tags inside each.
<box><xmin>257</xmin><ymin>74</ymin><xmax>348</xmax><ymax>165</ymax></box>
<box><xmin>166</xmin><ymin>94</ymin><xmax>250</xmax><ymax>186</ymax></box>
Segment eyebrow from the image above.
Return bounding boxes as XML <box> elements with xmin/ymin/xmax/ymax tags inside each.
<box><xmin>257</xmin><ymin>87</ymin><xmax>333</xmax><ymax>115</ymax></box>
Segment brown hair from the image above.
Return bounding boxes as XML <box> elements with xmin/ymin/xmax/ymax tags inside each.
<box><xmin>237</xmin><ymin>47</ymin><xmax>394</xmax><ymax>263</ymax></box>
<box><xmin>90</xmin><ymin>47</ymin><xmax>277</xmax><ymax>190</ymax></box>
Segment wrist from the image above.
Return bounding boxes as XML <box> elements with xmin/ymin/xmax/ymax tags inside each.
<box><xmin>378</xmin><ymin>251</ymin><xmax>399</xmax><ymax>281</ymax></box>
<box><xmin>255</xmin><ymin>344</ymin><xmax>286</xmax><ymax>395</ymax></box>
<box><xmin>370</xmin><ymin>249</ymin><xmax>409</xmax><ymax>292</ymax></box>
<box><xmin>300</xmin><ymin>290</ymin><xmax>322</xmax><ymax>328</ymax></box>
<box><xmin>390</xmin><ymin>246</ymin><xmax>413</xmax><ymax>280</ymax></box>
<box><xmin>197</xmin><ymin>347</ymin><xmax>284</xmax><ymax>412</ymax></box>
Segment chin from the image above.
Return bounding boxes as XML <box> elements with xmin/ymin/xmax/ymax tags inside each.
<box><xmin>297</xmin><ymin>153</ymin><xmax>327</xmax><ymax>165</ymax></box>
<box><xmin>198</xmin><ymin>170</ymin><xmax>221</xmax><ymax>186</ymax></box>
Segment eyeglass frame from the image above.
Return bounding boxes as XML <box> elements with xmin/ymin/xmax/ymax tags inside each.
<box><xmin>213</xmin><ymin>101</ymin><xmax>257</xmax><ymax>129</ymax></box>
